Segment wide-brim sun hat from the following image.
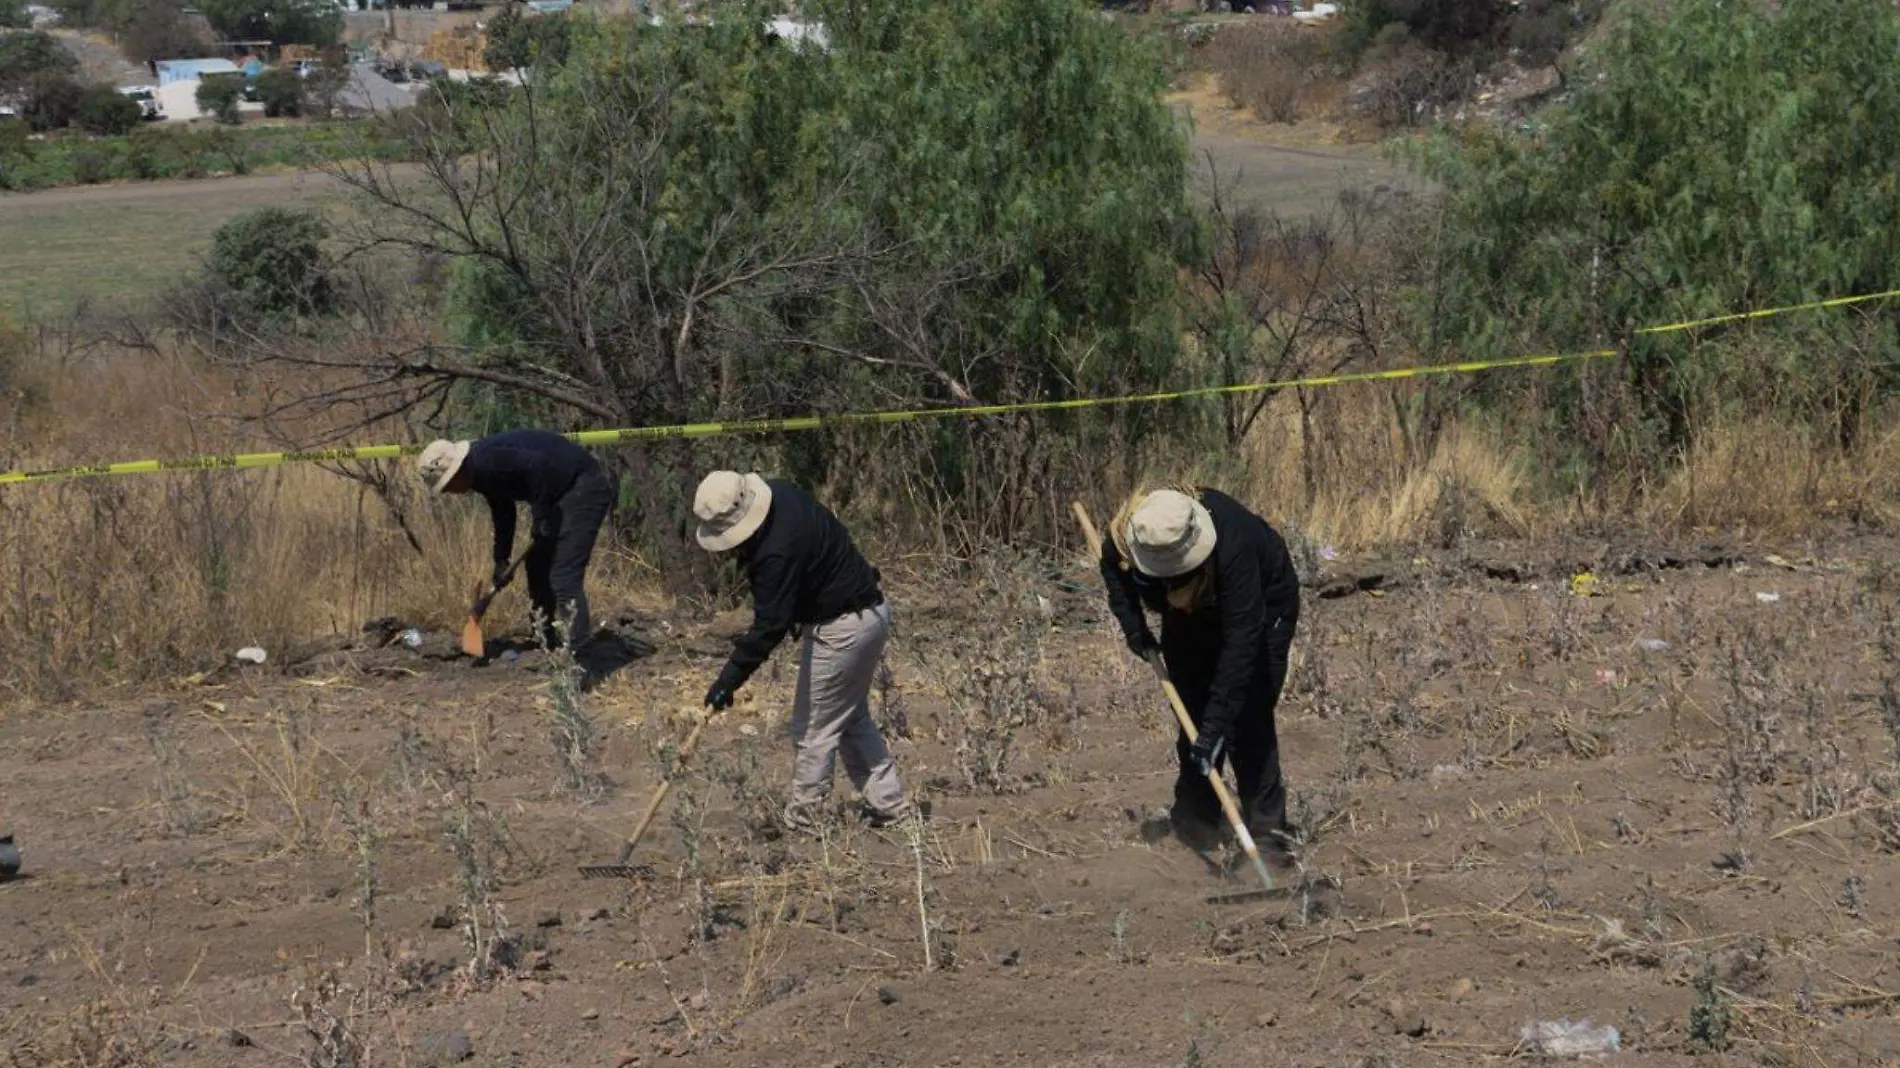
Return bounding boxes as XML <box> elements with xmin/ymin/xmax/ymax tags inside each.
<box><xmin>417</xmin><ymin>439</ymin><xmax>472</xmax><ymax>493</ymax></box>
<box><xmin>694</xmin><ymin>471</ymin><xmax>773</xmax><ymax>552</ymax></box>
<box><xmin>1124</xmin><ymin>488</ymin><xmax>1217</xmax><ymax>578</ymax></box>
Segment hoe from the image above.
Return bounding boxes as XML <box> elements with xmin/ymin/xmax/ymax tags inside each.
<box><xmin>1071</xmin><ymin>501</ymin><xmax>1290</xmax><ymax>906</ymax></box>
<box><xmin>460</xmin><ymin>543</ymin><xmax>534</xmax><ymax>659</ymax></box>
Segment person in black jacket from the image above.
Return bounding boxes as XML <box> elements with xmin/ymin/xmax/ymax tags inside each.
<box><xmin>418</xmin><ymin>430</ymin><xmax>615</xmax><ymax>651</ymax></box>
<box><xmin>693</xmin><ymin>470</ymin><xmax>912</xmax><ymax>831</ymax></box>
<box><xmin>1100</xmin><ymin>486</ymin><xmax>1301</xmax><ymax>860</ymax></box>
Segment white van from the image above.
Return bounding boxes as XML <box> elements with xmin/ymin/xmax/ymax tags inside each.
<box><xmin>117</xmin><ymin>86</ymin><xmax>163</xmax><ymax>121</ymax></box>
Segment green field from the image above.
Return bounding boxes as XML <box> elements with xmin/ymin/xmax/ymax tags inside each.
<box><xmin>0</xmin><ymin>173</ymin><xmax>351</xmax><ymax>320</ymax></box>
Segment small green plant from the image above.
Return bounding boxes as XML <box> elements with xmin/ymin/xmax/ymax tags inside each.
<box><xmin>544</xmin><ymin>629</ymin><xmax>601</xmax><ymax>798</ymax></box>
<box><xmin>1688</xmin><ymin>957</ymin><xmax>1732</xmax><ymax>1050</ymax></box>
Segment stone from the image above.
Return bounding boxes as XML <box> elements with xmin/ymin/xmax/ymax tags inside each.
<box><xmin>1384</xmin><ymin>998</ymin><xmax>1428</xmax><ymax>1038</ymax></box>
<box><xmin>877</xmin><ymin>986</ymin><xmax>899</xmax><ymax>1005</ymax></box>
<box><xmin>417</xmin><ymin>1030</ymin><xmax>474</xmax><ymax>1064</ymax></box>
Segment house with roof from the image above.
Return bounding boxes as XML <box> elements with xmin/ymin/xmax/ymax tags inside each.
<box><xmin>155</xmin><ymin>58</ymin><xmax>241</xmax><ymax>86</ymax></box>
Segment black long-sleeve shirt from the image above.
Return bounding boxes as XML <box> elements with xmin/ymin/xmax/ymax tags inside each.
<box><xmin>1101</xmin><ymin>488</ymin><xmax>1299</xmax><ymax>737</ymax></box>
<box><xmin>715</xmin><ymin>480</ymin><xmax>883</xmax><ymax>693</ymax></box>
<box><xmin>460</xmin><ymin>429</ymin><xmax>601</xmax><ymax>568</ymax></box>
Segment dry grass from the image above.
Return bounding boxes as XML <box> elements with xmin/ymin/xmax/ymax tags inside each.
<box><xmin>0</xmin><ymin>333</ymin><xmax>651</xmax><ymax>698</ymax></box>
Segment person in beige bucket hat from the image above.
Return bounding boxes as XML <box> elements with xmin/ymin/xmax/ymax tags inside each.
<box><xmin>1097</xmin><ymin>485</ymin><xmax>1301</xmax><ymax>865</ymax></box>
<box><xmin>417</xmin><ymin>429</ymin><xmax>615</xmax><ymax>651</ymax></box>
<box><xmin>694</xmin><ymin>470</ymin><xmax>914</xmax><ymax>832</ymax></box>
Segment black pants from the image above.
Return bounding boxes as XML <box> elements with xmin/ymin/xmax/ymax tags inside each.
<box><xmin>525</xmin><ymin>468</ymin><xmax>613</xmax><ymax>649</ymax></box>
<box><xmin>1163</xmin><ymin>611</ymin><xmax>1297</xmax><ymax>848</ymax></box>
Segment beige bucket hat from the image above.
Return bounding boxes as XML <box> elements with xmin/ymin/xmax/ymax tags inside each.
<box><xmin>694</xmin><ymin>471</ymin><xmax>773</xmax><ymax>552</ymax></box>
<box><xmin>1124</xmin><ymin>488</ymin><xmax>1217</xmax><ymax>578</ymax></box>
<box><xmin>417</xmin><ymin>439</ymin><xmax>472</xmax><ymax>493</ymax></box>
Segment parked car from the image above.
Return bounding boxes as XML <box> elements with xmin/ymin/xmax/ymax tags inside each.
<box><xmin>410</xmin><ymin>60</ymin><xmax>448</xmax><ymax>82</ymax></box>
<box><xmin>373</xmin><ymin>60</ymin><xmax>411</xmax><ymax>84</ymax></box>
<box><xmin>117</xmin><ymin>85</ymin><xmax>163</xmax><ymax>121</ymax></box>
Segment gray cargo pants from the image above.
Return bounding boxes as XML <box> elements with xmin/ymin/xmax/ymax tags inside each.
<box><xmin>787</xmin><ymin>601</ymin><xmax>906</xmax><ymax>817</ymax></box>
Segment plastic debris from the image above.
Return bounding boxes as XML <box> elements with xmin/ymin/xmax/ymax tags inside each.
<box><xmin>1568</xmin><ymin>571</ymin><xmax>1601</xmax><ymax>597</ymax></box>
<box><xmin>400</xmin><ymin>628</ymin><xmax>424</xmax><ymax>650</ymax></box>
<box><xmin>1636</xmin><ymin>638</ymin><xmax>1671</xmax><ymax>652</ymax></box>
<box><xmin>0</xmin><ymin>834</ymin><xmax>19</xmax><ymax>880</ymax></box>
<box><xmin>1320</xmin><ymin>545</ymin><xmax>1339</xmax><ymax>561</ymax></box>
<box><xmin>1594</xmin><ymin>668</ymin><xmax>1620</xmax><ymax>686</ymax></box>
<box><xmin>1755</xmin><ymin>591</ymin><xmax>1782</xmax><ymax>604</ymax></box>
<box><xmin>1519</xmin><ymin>1018</ymin><xmax>1621</xmax><ymax>1058</ymax></box>
<box><xmin>234</xmin><ymin>647</ymin><xmax>267</xmax><ymax>664</ymax></box>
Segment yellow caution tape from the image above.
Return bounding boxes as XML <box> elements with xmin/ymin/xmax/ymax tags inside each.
<box><xmin>3</xmin><ymin>287</ymin><xmax>1895</xmax><ymax>487</ymax></box>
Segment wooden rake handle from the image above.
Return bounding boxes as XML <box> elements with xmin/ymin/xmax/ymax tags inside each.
<box><xmin>1070</xmin><ymin>500</ymin><xmax>1277</xmax><ymax>896</ymax></box>
<box><xmin>612</xmin><ymin>710</ymin><xmax>713</xmax><ymax>866</ymax></box>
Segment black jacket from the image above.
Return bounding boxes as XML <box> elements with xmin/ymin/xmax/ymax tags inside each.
<box><xmin>461</xmin><ymin>429</ymin><xmax>602</xmax><ymax>568</ymax></box>
<box><xmin>716</xmin><ymin>480</ymin><xmax>882</xmax><ymax>693</ymax></box>
<box><xmin>1101</xmin><ymin>488</ymin><xmax>1299</xmax><ymax>736</ymax></box>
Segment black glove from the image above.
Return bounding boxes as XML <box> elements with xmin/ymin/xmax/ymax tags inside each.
<box><xmin>1188</xmin><ymin>730</ymin><xmax>1227</xmax><ymax>778</ymax></box>
<box><xmin>1124</xmin><ymin>629</ymin><xmax>1160</xmax><ymax>660</ymax></box>
<box><xmin>704</xmin><ymin>683</ymin><xmax>734</xmax><ymax>712</ymax></box>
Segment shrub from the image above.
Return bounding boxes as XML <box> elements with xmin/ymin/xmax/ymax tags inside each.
<box><xmin>74</xmin><ymin>84</ymin><xmax>142</xmax><ymax>136</ymax></box>
<box><xmin>23</xmin><ymin>73</ymin><xmax>84</xmax><ymax>131</ymax></box>
<box><xmin>68</xmin><ymin>140</ymin><xmax>112</xmax><ymax>183</ymax></box>
<box><xmin>196</xmin><ymin>75</ymin><xmax>243</xmax><ymax>125</ymax></box>
<box><xmin>208</xmin><ymin>206</ymin><xmax>332</xmax><ymax>316</ymax></box>
<box><xmin>256</xmin><ymin>67</ymin><xmax>304</xmax><ymax>118</ymax></box>
<box><xmin>1205</xmin><ymin>22</ymin><xmax>1332</xmax><ymax>124</ymax></box>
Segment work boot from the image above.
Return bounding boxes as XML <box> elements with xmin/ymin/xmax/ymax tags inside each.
<box><xmin>863</xmin><ymin>797</ymin><xmax>930</xmax><ymax>829</ymax></box>
<box><xmin>781</xmin><ymin>801</ymin><xmax>825</xmax><ymax>837</ymax></box>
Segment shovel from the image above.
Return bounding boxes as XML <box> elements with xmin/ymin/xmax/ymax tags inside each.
<box><xmin>460</xmin><ymin>543</ymin><xmax>534</xmax><ymax>659</ymax></box>
<box><xmin>1070</xmin><ymin>501</ymin><xmax>1288</xmax><ymax>905</ymax></box>
<box><xmin>579</xmin><ymin>707</ymin><xmax>713</xmax><ymax>879</ymax></box>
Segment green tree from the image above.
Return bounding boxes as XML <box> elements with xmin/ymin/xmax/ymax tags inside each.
<box><xmin>197</xmin><ymin>0</ymin><xmax>340</xmax><ymax>47</ymax></box>
<box><xmin>121</xmin><ymin>2</ymin><xmax>210</xmax><ymax>64</ymax></box>
<box><xmin>0</xmin><ymin>0</ymin><xmax>30</xmax><ymax>29</ymax></box>
<box><xmin>0</xmin><ymin>31</ymin><xmax>78</xmax><ymax>96</ymax></box>
<box><xmin>22</xmin><ymin>73</ymin><xmax>83</xmax><ymax>130</ymax></box>
<box><xmin>255</xmin><ymin>66</ymin><xmax>304</xmax><ymax>118</ymax></box>
<box><xmin>74</xmin><ymin>83</ymin><xmax>142</xmax><ymax>134</ymax></box>
<box><xmin>481</xmin><ymin>3</ymin><xmax>571</xmax><ymax>72</ymax></box>
<box><xmin>289</xmin><ymin>0</ymin><xmax>1193</xmax><ymax>563</ymax></box>
<box><xmin>1414</xmin><ymin>0</ymin><xmax>1900</xmax><ymax>474</ymax></box>
<box><xmin>196</xmin><ymin>74</ymin><xmax>242</xmax><ymax>124</ymax></box>
<box><xmin>209</xmin><ymin>206</ymin><xmax>332</xmax><ymax>316</ymax></box>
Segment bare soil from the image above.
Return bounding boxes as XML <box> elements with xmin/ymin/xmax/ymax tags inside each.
<box><xmin>6</xmin><ymin>534</ymin><xmax>1900</xmax><ymax>1068</ymax></box>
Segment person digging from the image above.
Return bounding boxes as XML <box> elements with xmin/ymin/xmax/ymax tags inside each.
<box><xmin>693</xmin><ymin>470</ymin><xmax>915</xmax><ymax>833</ymax></box>
<box><xmin>1099</xmin><ymin>486</ymin><xmax>1302</xmax><ymax>869</ymax></box>
<box><xmin>417</xmin><ymin>429</ymin><xmax>615</xmax><ymax>653</ymax></box>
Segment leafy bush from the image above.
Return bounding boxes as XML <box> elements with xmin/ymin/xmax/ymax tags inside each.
<box><xmin>121</xmin><ymin>2</ymin><xmax>210</xmax><ymax>64</ymax></box>
<box><xmin>1415</xmin><ymin>0</ymin><xmax>1900</xmax><ymax>482</ymax></box>
<box><xmin>67</xmin><ymin>140</ymin><xmax>111</xmax><ymax>182</ymax></box>
<box><xmin>0</xmin><ymin>0</ymin><xmax>28</xmax><ymax>28</ymax></box>
<box><xmin>196</xmin><ymin>75</ymin><xmax>242</xmax><ymax>125</ymax></box>
<box><xmin>482</xmin><ymin>3</ymin><xmax>571</xmax><ymax>72</ymax></box>
<box><xmin>255</xmin><ymin>67</ymin><xmax>304</xmax><ymax>118</ymax></box>
<box><xmin>74</xmin><ymin>84</ymin><xmax>142</xmax><ymax>135</ymax></box>
<box><xmin>209</xmin><ymin>206</ymin><xmax>333</xmax><ymax>317</ymax></box>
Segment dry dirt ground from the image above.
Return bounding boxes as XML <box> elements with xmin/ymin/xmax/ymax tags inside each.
<box><xmin>6</xmin><ymin>534</ymin><xmax>1900</xmax><ymax>1068</ymax></box>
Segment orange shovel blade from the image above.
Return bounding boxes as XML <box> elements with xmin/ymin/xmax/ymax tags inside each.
<box><xmin>460</xmin><ymin>614</ymin><xmax>486</xmax><ymax>658</ymax></box>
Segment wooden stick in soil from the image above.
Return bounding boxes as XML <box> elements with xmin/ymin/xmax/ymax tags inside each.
<box><xmin>1069</xmin><ymin>500</ymin><xmax>1281</xmax><ymax>902</ymax></box>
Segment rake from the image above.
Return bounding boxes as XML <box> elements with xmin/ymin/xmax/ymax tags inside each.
<box><xmin>1071</xmin><ymin>500</ymin><xmax>1288</xmax><ymax>905</ymax></box>
<box><xmin>579</xmin><ymin>708</ymin><xmax>713</xmax><ymax>879</ymax></box>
